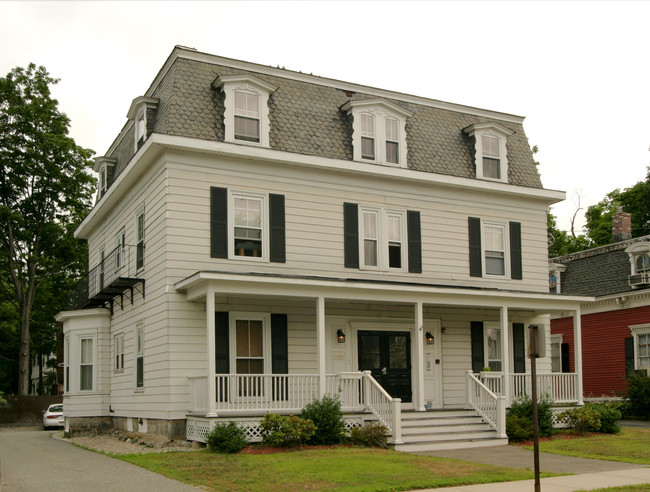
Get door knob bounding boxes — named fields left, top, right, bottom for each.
left=381, top=367, right=387, bottom=375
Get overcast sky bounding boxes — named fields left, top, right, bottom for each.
left=2, top=1, right=649, bottom=232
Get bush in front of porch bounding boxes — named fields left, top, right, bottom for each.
left=300, top=395, right=346, bottom=445
left=506, top=394, right=554, bottom=442
left=206, top=422, right=248, bottom=454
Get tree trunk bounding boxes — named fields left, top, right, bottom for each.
left=18, top=306, right=32, bottom=395
left=38, top=354, right=44, bottom=395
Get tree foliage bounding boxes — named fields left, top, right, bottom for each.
left=547, top=210, right=591, bottom=258
left=0, top=64, right=95, bottom=394
left=585, top=168, right=650, bottom=247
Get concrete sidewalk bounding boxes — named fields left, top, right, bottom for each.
left=419, top=468, right=650, bottom=491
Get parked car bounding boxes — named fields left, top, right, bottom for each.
left=42, top=404, right=63, bottom=429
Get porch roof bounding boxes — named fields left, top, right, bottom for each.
left=174, top=270, right=591, bottom=314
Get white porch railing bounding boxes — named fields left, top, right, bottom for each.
left=477, top=372, right=580, bottom=404
left=188, top=372, right=401, bottom=443
left=467, top=370, right=506, bottom=437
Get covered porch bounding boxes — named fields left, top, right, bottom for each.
left=175, top=271, right=589, bottom=445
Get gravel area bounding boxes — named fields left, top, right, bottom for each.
left=59, top=429, right=202, bottom=455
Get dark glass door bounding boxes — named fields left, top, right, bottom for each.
left=358, top=331, right=412, bottom=402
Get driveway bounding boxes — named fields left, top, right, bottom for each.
left=0, top=426, right=201, bottom=492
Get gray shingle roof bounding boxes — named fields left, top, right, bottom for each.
left=104, top=52, right=543, bottom=191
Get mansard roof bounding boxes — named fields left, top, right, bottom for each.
left=102, top=46, right=543, bottom=190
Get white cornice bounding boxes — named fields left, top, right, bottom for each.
left=76, top=133, right=565, bottom=238
left=55, top=308, right=111, bottom=323
left=145, top=46, right=526, bottom=125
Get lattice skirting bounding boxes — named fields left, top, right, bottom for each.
left=186, top=414, right=365, bottom=443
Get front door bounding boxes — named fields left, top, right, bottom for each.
left=358, top=331, right=412, bottom=402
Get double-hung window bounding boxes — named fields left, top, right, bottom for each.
left=114, top=334, right=124, bottom=373
left=214, top=75, right=277, bottom=148
left=233, top=194, right=264, bottom=258
left=482, top=135, right=501, bottom=180
left=359, top=207, right=407, bottom=271
left=80, top=338, right=94, bottom=391
left=127, top=96, right=159, bottom=152
left=234, top=91, right=261, bottom=143
left=483, top=223, right=506, bottom=276
left=136, top=111, right=146, bottom=148
left=485, top=325, right=502, bottom=372
left=342, top=99, right=411, bottom=167
left=115, top=229, right=125, bottom=273
left=64, top=338, right=70, bottom=393
left=136, top=322, right=144, bottom=388
left=628, top=324, right=650, bottom=372
left=230, top=313, right=271, bottom=398
left=360, top=114, right=375, bottom=160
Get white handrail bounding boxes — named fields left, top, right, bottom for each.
left=466, top=370, right=506, bottom=438
left=361, top=371, right=401, bottom=444
left=509, top=373, right=579, bottom=404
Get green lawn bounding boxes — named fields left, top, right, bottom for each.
left=577, top=486, right=650, bottom=492
left=118, top=447, right=554, bottom=491
left=527, top=428, right=650, bottom=465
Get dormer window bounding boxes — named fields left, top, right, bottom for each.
left=625, top=242, right=650, bottom=287
left=213, top=75, right=277, bottom=148
left=92, top=156, right=116, bottom=201
left=127, top=96, right=159, bottom=152
left=463, top=123, right=514, bottom=183
left=341, top=99, right=412, bottom=167
left=548, top=262, right=567, bottom=293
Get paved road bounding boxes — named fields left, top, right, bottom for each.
left=0, top=426, right=201, bottom=492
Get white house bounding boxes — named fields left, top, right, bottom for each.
left=56, top=46, right=589, bottom=451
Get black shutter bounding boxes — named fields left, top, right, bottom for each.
left=512, top=323, right=526, bottom=373
left=625, top=337, right=634, bottom=377
left=407, top=210, right=422, bottom=274
left=561, top=342, right=570, bottom=373
left=271, top=314, right=289, bottom=401
left=215, top=311, right=229, bottom=403
left=344, top=202, right=359, bottom=268
left=510, top=221, right=522, bottom=280
left=269, top=194, right=286, bottom=263
left=468, top=217, right=482, bottom=277
left=210, top=187, right=228, bottom=258
left=470, top=321, right=484, bottom=373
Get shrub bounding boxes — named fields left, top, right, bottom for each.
left=205, top=422, right=248, bottom=453
left=349, top=422, right=388, bottom=448
left=507, top=394, right=554, bottom=437
left=300, top=395, right=345, bottom=445
left=589, top=402, right=621, bottom=434
left=559, top=406, right=601, bottom=436
left=259, top=414, right=315, bottom=447
left=625, top=371, right=650, bottom=419
left=506, top=414, right=533, bottom=442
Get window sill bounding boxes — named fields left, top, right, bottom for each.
left=134, top=388, right=144, bottom=393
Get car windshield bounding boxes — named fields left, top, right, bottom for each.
left=49, top=405, right=63, bottom=412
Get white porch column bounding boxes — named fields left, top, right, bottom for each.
left=317, top=296, right=326, bottom=397
left=414, top=301, right=425, bottom=411
left=500, top=306, right=510, bottom=404
left=206, top=287, right=217, bottom=417
left=573, top=308, right=584, bottom=405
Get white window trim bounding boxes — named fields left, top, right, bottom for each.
left=548, top=262, right=567, bottom=293
left=78, top=336, right=96, bottom=393
left=358, top=206, right=408, bottom=272
left=342, top=99, right=412, bottom=168
left=629, top=324, right=650, bottom=371
left=229, top=312, right=272, bottom=375
left=114, top=333, right=124, bottom=373
left=481, top=220, right=510, bottom=278
left=484, top=322, right=502, bottom=372
left=115, top=228, right=126, bottom=272
left=214, top=75, right=277, bottom=148
left=626, top=242, right=650, bottom=275
left=135, top=321, right=144, bottom=390
left=92, top=157, right=116, bottom=202
left=550, top=334, right=563, bottom=373
left=64, top=337, right=70, bottom=394
left=463, top=123, right=514, bottom=183
left=228, top=190, right=270, bottom=262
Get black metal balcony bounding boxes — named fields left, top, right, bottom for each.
left=69, top=244, right=144, bottom=314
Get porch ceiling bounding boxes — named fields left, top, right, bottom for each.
left=174, top=270, right=591, bottom=315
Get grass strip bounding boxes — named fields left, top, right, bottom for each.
left=577, top=485, right=650, bottom=492
left=119, top=447, right=556, bottom=491
left=527, top=428, right=650, bottom=465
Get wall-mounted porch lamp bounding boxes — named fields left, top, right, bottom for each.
left=337, top=329, right=346, bottom=344
left=425, top=331, right=434, bottom=345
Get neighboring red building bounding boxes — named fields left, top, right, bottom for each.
left=550, top=209, right=650, bottom=398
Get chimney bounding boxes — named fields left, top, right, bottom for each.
left=612, top=206, right=632, bottom=243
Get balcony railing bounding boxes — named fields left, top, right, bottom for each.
left=68, top=244, right=144, bottom=312
left=477, top=372, right=580, bottom=405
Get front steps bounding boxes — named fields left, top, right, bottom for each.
left=391, top=409, right=508, bottom=452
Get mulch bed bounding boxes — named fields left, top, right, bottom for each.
left=238, top=443, right=360, bottom=454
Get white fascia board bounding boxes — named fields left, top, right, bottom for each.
left=55, top=308, right=111, bottom=323
left=157, top=134, right=564, bottom=201
left=148, top=47, right=526, bottom=125
left=77, top=133, right=564, bottom=237
left=175, top=271, right=591, bottom=312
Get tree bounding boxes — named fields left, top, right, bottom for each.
left=585, top=168, right=650, bottom=247
left=547, top=209, right=591, bottom=257
left=0, top=64, right=95, bottom=395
